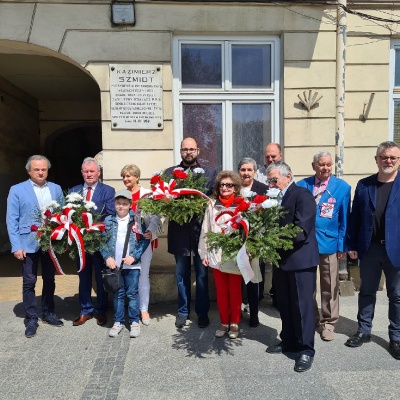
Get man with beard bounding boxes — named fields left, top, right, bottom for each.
left=238, top=157, right=268, bottom=327
left=165, top=137, right=217, bottom=328
left=345, top=141, right=400, bottom=361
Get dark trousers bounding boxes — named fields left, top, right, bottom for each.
left=78, top=251, right=108, bottom=315
left=246, top=261, right=266, bottom=319
left=358, top=242, right=400, bottom=341
left=22, top=251, right=55, bottom=321
left=274, top=265, right=317, bottom=357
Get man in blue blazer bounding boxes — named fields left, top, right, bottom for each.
left=6, top=155, right=64, bottom=338
left=265, top=161, right=319, bottom=372
left=297, top=151, right=351, bottom=341
left=69, top=157, right=115, bottom=326
left=346, top=141, right=400, bottom=360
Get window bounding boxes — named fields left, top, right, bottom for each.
left=173, top=37, right=280, bottom=171
left=390, top=41, right=400, bottom=144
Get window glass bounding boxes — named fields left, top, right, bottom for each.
left=232, top=45, right=271, bottom=88
left=181, top=44, right=222, bottom=88
left=396, top=49, right=400, bottom=87
left=232, top=103, right=271, bottom=168
left=182, top=103, right=223, bottom=171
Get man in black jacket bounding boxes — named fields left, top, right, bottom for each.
left=165, top=137, right=217, bottom=328
left=238, top=157, right=268, bottom=327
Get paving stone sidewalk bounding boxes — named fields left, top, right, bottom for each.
left=0, top=292, right=399, bottom=400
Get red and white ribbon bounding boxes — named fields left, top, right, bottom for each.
left=81, top=212, right=105, bottom=234
left=152, top=179, right=210, bottom=201
left=49, top=208, right=86, bottom=274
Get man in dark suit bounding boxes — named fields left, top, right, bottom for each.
left=345, top=141, right=400, bottom=360
left=165, top=137, right=217, bottom=329
left=238, top=157, right=268, bottom=327
left=265, top=161, right=319, bottom=372
left=69, top=157, right=115, bottom=326
left=7, top=155, right=64, bottom=338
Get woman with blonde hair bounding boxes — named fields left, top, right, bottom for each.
left=121, top=164, right=160, bottom=325
left=198, top=170, right=243, bottom=339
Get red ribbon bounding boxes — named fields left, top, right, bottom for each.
left=151, top=179, right=210, bottom=201
left=49, top=208, right=86, bottom=275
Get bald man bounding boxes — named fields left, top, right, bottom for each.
left=254, top=143, right=283, bottom=185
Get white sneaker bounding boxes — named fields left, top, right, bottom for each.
left=130, top=322, right=140, bottom=338
left=109, top=322, right=123, bottom=337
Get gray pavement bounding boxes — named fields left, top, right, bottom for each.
left=0, top=291, right=399, bottom=400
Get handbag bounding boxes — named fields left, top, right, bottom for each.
left=102, top=219, right=134, bottom=293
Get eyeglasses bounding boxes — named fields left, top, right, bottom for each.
left=219, top=183, right=235, bottom=188
left=180, top=148, right=198, bottom=153
left=267, top=177, right=278, bottom=185
left=379, top=156, right=400, bottom=162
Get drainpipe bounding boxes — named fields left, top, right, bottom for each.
left=336, top=0, right=348, bottom=281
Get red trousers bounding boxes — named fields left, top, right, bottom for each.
left=212, top=268, right=242, bottom=324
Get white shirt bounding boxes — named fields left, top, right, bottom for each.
left=31, top=180, right=52, bottom=210
left=115, top=216, right=140, bottom=270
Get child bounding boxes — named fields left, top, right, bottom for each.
left=100, top=189, right=150, bottom=338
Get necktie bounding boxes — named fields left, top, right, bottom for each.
left=314, top=182, right=324, bottom=204
left=86, top=187, right=92, bottom=201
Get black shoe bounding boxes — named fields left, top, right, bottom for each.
left=175, top=315, right=187, bottom=328
left=266, top=342, right=297, bottom=354
left=25, top=320, right=39, bottom=338
left=294, top=354, right=313, bottom=372
left=345, top=331, right=371, bottom=347
left=389, top=340, right=400, bottom=360
left=249, top=316, right=260, bottom=328
left=42, top=312, right=64, bottom=327
left=198, top=315, right=210, bottom=328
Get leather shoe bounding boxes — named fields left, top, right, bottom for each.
left=73, top=314, right=93, bottom=326
left=345, top=331, right=371, bottom=347
left=266, top=342, right=297, bottom=354
left=249, top=316, right=260, bottom=328
left=198, top=315, right=210, bottom=328
left=294, top=354, right=313, bottom=372
left=389, top=340, right=400, bottom=360
left=96, top=314, right=107, bottom=326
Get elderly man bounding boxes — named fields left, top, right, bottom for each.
left=6, top=155, right=64, bottom=337
left=265, top=161, right=319, bottom=372
left=254, top=143, right=283, bottom=185
left=345, top=141, right=400, bottom=360
left=165, top=137, right=217, bottom=329
left=238, top=157, right=268, bottom=327
left=70, top=157, right=115, bottom=326
left=297, top=151, right=351, bottom=341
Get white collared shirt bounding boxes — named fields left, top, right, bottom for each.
left=31, top=180, right=52, bottom=210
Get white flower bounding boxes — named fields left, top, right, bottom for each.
left=244, top=191, right=257, bottom=198
left=152, top=170, right=162, bottom=176
left=261, top=198, right=278, bottom=209
left=66, top=192, right=83, bottom=202
left=84, top=201, right=97, bottom=210
left=46, top=200, right=60, bottom=209
left=193, top=167, right=205, bottom=174
left=173, top=167, right=184, bottom=171
left=63, top=203, right=78, bottom=209
left=267, top=188, right=281, bottom=198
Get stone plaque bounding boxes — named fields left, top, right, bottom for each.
left=109, top=64, right=163, bottom=130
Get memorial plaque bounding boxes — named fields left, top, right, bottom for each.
left=109, top=64, right=163, bottom=130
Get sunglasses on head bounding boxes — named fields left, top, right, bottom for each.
left=219, top=183, right=234, bottom=188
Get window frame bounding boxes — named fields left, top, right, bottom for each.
left=389, top=40, right=400, bottom=141
left=172, top=35, right=280, bottom=169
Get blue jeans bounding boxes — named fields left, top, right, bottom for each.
left=174, top=253, right=209, bottom=317
left=358, top=243, right=400, bottom=341
left=113, top=269, right=140, bottom=324
left=78, top=251, right=108, bottom=315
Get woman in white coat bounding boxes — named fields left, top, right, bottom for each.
left=198, top=171, right=243, bottom=339
left=121, top=164, right=160, bottom=325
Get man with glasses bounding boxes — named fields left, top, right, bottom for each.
left=265, top=161, right=319, bottom=372
left=165, top=137, right=217, bottom=329
left=345, top=141, right=400, bottom=360
left=255, top=143, right=283, bottom=185
left=297, top=151, right=351, bottom=341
